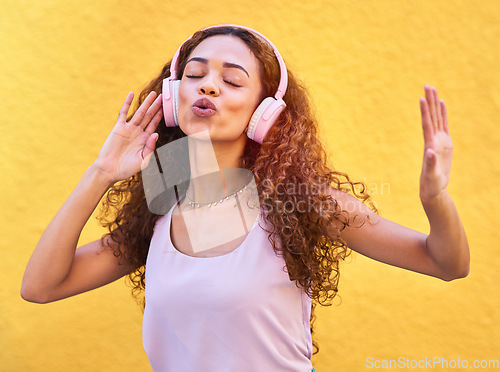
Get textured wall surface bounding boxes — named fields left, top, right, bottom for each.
left=2, top=1, right=499, bottom=371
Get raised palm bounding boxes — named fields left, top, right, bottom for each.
left=94, top=91, right=163, bottom=183
left=419, top=85, right=453, bottom=202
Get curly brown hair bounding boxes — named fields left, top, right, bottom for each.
left=98, top=25, right=376, bottom=356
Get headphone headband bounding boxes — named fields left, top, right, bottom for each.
left=168, top=24, right=288, bottom=100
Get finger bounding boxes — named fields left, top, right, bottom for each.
left=130, top=91, right=157, bottom=126
left=420, top=97, right=434, bottom=143
left=424, top=85, right=437, bottom=131
left=140, top=133, right=160, bottom=169
left=118, top=92, right=134, bottom=123
left=424, top=148, right=437, bottom=171
left=440, top=100, right=449, bottom=134
left=140, top=93, right=163, bottom=129
left=433, top=87, right=444, bottom=131
left=145, top=104, right=164, bottom=135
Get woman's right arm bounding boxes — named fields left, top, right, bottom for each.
left=21, top=91, right=163, bottom=303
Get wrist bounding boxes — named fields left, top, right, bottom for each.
left=87, top=162, right=117, bottom=189
left=420, top=188, right=449, bottom=207
left=420, top=189, right=454, bottom=227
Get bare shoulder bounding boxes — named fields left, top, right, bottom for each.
left=327, top=186, right=377, bottom=216
left=323, top=186, right=381, bottom=233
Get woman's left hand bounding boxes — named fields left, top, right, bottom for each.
left=419, top=85, right=453, bottom=203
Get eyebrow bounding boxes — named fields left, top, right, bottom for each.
left=186, top=57, right=250, bottom=77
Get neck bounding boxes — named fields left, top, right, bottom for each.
left=185, top=131, right=249, bottom=204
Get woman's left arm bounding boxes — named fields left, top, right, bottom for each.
left=417, top=85, right=470, bottom=280
left=331, top=85, right=469, bottom=281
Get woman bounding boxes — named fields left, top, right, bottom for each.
left=21, top=25, right=469, bottom=371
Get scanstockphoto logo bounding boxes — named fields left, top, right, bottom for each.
left=141, top=131, right=391, bottom=217
left=365, top=356, right=500, bottom=369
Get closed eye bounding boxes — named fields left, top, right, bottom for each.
left=224, top=80, right=242, bottom=88
left=186, top=75, right=242, bottom=88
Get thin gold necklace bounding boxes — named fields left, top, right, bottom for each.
left=185, top=182, right=250, bottom=209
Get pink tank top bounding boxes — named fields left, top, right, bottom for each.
left=142, top=203, right=314, bottom=371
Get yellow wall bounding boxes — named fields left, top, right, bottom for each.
left=2, top=1, right=498, bottom=370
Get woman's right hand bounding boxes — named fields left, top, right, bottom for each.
left=93, top=91, right=163, bottom=184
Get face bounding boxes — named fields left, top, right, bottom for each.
left=177, top=35, right=263, bottom=143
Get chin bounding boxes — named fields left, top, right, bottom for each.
left=179, top=120, right=211, bottom=137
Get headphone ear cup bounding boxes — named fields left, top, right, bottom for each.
left=247, top=97, right=286, bottom=144
left=247, top=98, right=273, bottom=142
left=162, top=79, right=181, bottom=127
left=172, top=80, right=180, bottom=126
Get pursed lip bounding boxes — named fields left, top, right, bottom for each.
left=192, top=98, right=217, bottom=111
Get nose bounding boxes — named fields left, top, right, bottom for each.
left=198, top=76, right=219, bottom=96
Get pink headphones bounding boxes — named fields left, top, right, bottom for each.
left=162, top=24, right=288, bottom=144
